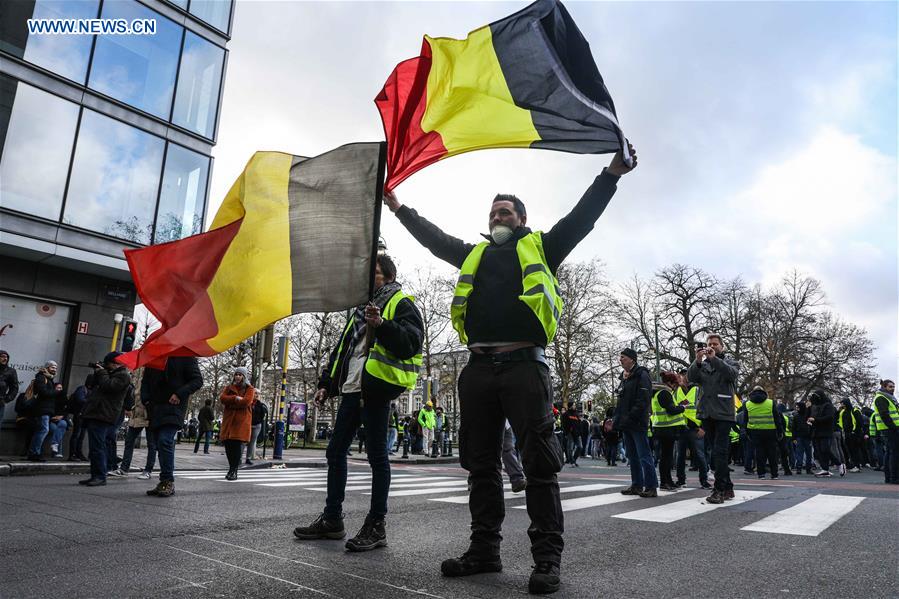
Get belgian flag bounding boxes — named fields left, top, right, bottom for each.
left=376, top=0, right=629, bottom=191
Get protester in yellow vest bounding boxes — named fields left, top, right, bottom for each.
left=873, top=379, right=899, bottom=484
left=652, top=371, right=687, bottom=493
left=738, top=386, right=784, bottom=479
left=294, top=255, right=424, bottom=551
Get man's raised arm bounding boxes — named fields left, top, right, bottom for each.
left=384, top=191, right=475, bottom=269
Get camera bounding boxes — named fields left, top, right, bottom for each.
left=694, top=342, right=706, bottom=350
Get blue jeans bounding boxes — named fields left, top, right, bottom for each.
left=194, top=430, right=212, bottom=453
left=566, top=433, right=583, bottom=464
left=49, top=418, right=69, bottom=451
left=324, top=392, right=391, bottom=520
left=69, top=415, right=87, bottom=457
left=622, top=430, right=657, bottom=489
left=676, top=428, right=708, bottom=484
left=152, top=425, right=180, bottom=482
left=29, top=415, right=50, bottom=456
left=86, top=420, right=113, bottom=481
left=120, top=427, right=144, bottom=471
left=387, top=427, right=398, bottom=453
left=794, top=437, right=813, bottom=470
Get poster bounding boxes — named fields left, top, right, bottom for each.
left=287, top=401, right=306, bottom=432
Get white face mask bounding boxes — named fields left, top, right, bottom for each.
left=490, top=224, right=514, bottom=245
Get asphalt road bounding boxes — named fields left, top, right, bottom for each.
left=1, top=459, right=896, bottom=599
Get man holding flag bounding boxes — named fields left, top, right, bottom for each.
left=383, top=141, right=636, bottom=593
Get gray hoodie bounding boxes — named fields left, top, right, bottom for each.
left=688, top=353, right=741, bottom=422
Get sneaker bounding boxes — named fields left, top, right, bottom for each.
left=839, top=464, right=846, bottom=477
left=706, top=491, right=724, bottom=504
left=723, top=489, right=735, bottom=501
left=639, top=487, right=658, bottom=498
left=85, top=478, right=106, bottom=487
left=156, top=481, right=175, bottom=497
left=659, top=483, right=677, bottom=491
left=849, top=466, right=860, bottom=473
left=245, top=459, right=254, bottom=466
left=440, top=552, right=502, bottom=577
left=345, top=516, right=387, bottom=552
left=758, top=474, right=766, bottom=479
left=674, top=480, right=686, bottom=487
left=700, top=481, right=712, bottom=489
left=107, top=470, right=123, bottom=477
left=814, top=469, right=832, bottom=477
left=743, top=470, right=754, bottom=476
left=619, top=486, right=641, bottom=495
left=528, top=561, right=560, bottom=594
left=511, top=479, right=527, bottom=493
left=293, top=514, right=346, bottom=540
left=78, top=478, right=95, bottom=485
left=138, top=471, right=151, bottom=480
left=113, top=468, right=127, bottom=477
left=770, top=475, right=779, bottom=480
left=50, top=443, right=59, bottom=454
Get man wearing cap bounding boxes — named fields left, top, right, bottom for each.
left=614, top=349, right=656, bottom=496
left=78, top=353, right=131, bottom=486
left=384, top=143, right=638, bottom=594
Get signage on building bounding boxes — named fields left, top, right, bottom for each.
left=77, top=321, right=89, bottom=334
left=102, top=284, right=133, bottom=303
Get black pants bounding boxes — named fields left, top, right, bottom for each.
left=813, top=436, right=833, bottom=470
left=224, top=439, right=242, bottom=470
left=702, top=419, right=734, bottom=492
left=778, top=437, right=793, bottom=473
left=458, top=357, right=564, bottom=565
left=69, top=414, right=87, bottom=457
left=749, top=430, right=779, bottom=476
left=883, top=429, right=899, bottom=484
left=654, top=427, right=681, bottom=486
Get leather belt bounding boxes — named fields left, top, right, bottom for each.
left=469, top=346, right=546, bottom=365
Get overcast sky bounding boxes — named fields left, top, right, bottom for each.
left=207, top=0, right=897, bottom=374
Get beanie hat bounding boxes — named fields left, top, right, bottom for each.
left=234, top=367, right=250, bottom=379
left=103, top=352, right=122, bottom=365
left=426, top=400, right=433, bottom=408
left=620, top=348, right=638, bottom=362
left=0, top=350, right=9, bottom=359
left=45, top=360, right=58, bottom=369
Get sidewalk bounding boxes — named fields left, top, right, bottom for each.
left=0, top=442, right=457, bottom=476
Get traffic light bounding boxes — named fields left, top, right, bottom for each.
left=121, top=319, right=138, bottom=352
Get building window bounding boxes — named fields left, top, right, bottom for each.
left=0, top=0, right=99, bottom=84
left=64, top=109, right=164, bottom=244
left=168, top=0, right=189, bottom=9
left=172, top=31, right=224, bottom=139
left=87, top=0, right=181, bottom=119
left=0, top=77, right=79, bottom=221
left=154, top=143, right=209, bottom=243
left=189, top=0, right=232, bottom=34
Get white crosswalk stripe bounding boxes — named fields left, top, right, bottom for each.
left=612, top=490, right=771, bottom=522
left=740, top=494, right=865, bottom=537
left=430, top=482, right=621, bottom=504
left=516, top=485, right=694, bottom=513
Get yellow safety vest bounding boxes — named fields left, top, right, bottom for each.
left=782, top=413, right=792, bottom=438
left=874, top=392, right=899, bottom=431
left=837, top=408, right=857, bottom=432
left=746, top=398, right=776, bottom=430
left=451, top=232, right=563, bottom=345
left=675, top=386, right=701, bottom=426
left=651, top=389, right=685, bottom=428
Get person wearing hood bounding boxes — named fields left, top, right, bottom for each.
left=688, top=334, right=741, bottom=504
left=614, top=348, right=657, bottom=497
left=78, top=353, right=131, bottom=486
left=807, top=389, right=837, bottom=477
left=652, top=371, right=687, bottom=493
left=738, top=387, right=783, bottom=479
left=872, top=379, right=899, bottom=484
left=219, top=367, right=256, bottom=480
left=837, top=399, right=864, bottom=473
left=775, top=402, right=794, bottom=476
left=382, top=145, right=638, bottom=594
left=294, top=254, right=424, bottom=552
left=793, top=398, right=814, bottom=474
left=28, top=360, right=67, bottom=462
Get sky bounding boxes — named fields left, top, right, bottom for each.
left=206, top=0, right=898, bottom=374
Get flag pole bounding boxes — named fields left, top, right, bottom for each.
left=367, top=141, right=388, bottom=302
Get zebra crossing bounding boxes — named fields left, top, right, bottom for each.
left=175, top=468, right=865, bottom=537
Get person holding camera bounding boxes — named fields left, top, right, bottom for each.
left=687, top=334, right=740, bottom=504
left=78, top=353, right=131, bottom=486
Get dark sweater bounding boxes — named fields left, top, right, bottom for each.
left=395, top=170, right=619, bottom=346
left=613, top=365, right=652, bottom=432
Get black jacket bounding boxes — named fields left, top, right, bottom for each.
left=809, top=392, right=836, bottom=439
left=0, top=364, right=19, bottom=405
left=140, top=357, right=203, bottom=429
left=319, top=293, right=424, bottom=402
left=687, top=353, right=740, bottom=422
left=873, top=391, right=898, bottom=431
left=613, top=365, right=652, bottom=432
left=395, top=170, right=619, bottom=346
left=198, top=405, right=215, bottom=432
left=81, top=366, right=131, bottom=424
left=251, top=400, right=268, bottom=426
left=33, top=370, right=66, bottom=416
left=793, top=403, right=812, bottom=438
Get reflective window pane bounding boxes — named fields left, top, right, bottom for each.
left=168, top=0, right=188, bottom=9
left=88, top=0, right=181, bottom=118
left=64, top=110, right=164, bottom=244
left=0, top=0, right=99, bottom=83
left=0, top=77, right=79, bottom=220
left=172, top=31, right=223, bottom=139
left=154, top=143, right=209, bottom=243
left=189, top=0, right=232, bottom=33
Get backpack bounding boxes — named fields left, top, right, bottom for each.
left=603, top=418, right=614, bottom=434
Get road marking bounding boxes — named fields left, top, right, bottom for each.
left=264, top=477, right=461, bottom=489
left=740, top=494, right=865, bottom=536
left=178, top=471, right=330, bottom=479
left=431, top=483, right=622, bottom=504
left=383, top=486, right=471, bottom=497
left=190, top=535, right=445, bottom=598
left=517, top=486, right=693, bottom=512
left=225, top=474, right=424, bottom=484
left=167, top=545, right=335, bottom=597
left=613, top=490, right=771, bottom=522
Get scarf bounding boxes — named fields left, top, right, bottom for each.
left=346, top=281, right=403, bottom=356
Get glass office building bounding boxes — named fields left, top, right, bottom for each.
left=0, top=0, right=233, bottom=451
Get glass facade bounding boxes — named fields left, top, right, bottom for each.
left=0, top=0, right=232, bottom=247
left=0, top=77, right=80, bottom=220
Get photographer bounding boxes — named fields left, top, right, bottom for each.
left=78, top=353, right=131, bottom=486
left=687, top=334, right=740, bottom=504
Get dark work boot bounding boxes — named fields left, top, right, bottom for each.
left=293, top=514, right=346, bottom=540
left=441, top=552, right=502, bottom=577
left=529, top=562, right=561, bottom=594
left=345, top=516, right=387, bottom=552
